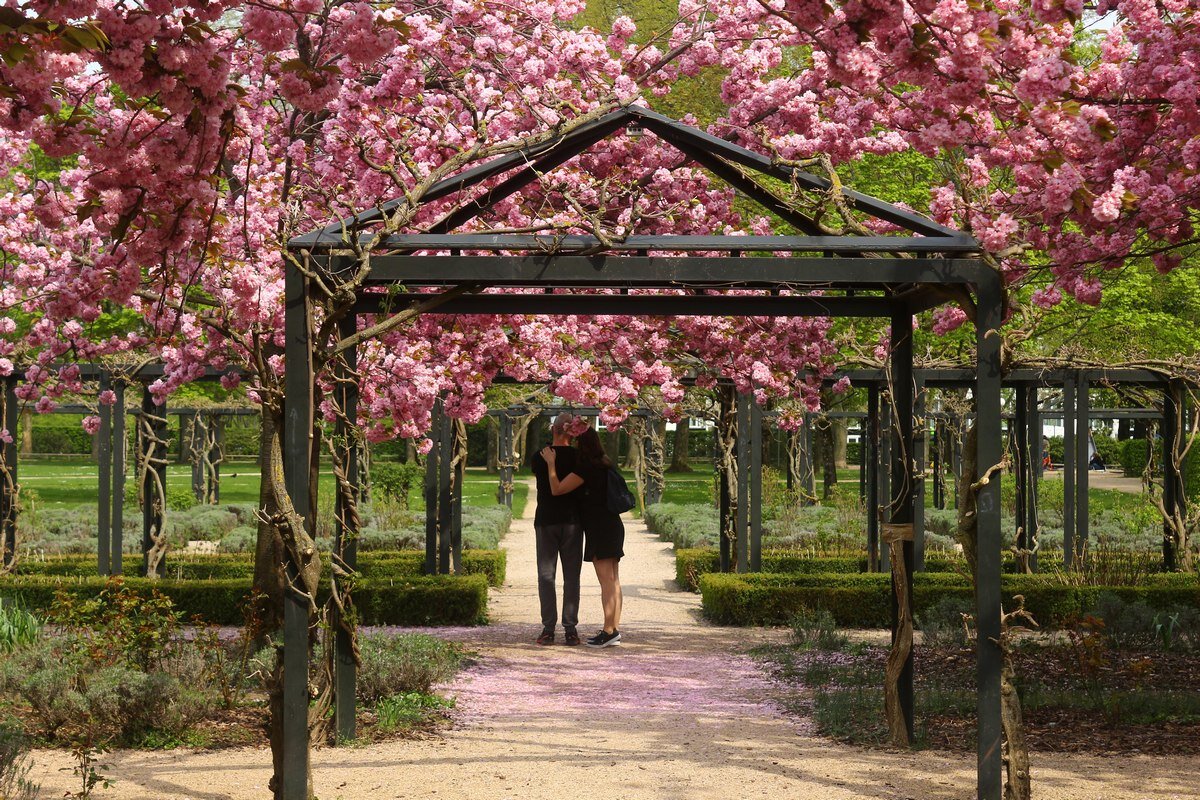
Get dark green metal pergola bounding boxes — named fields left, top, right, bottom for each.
left=284, top=105, right=1005, bottom=800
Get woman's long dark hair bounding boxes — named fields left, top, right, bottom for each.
left=577, top=428, right=612, bottom=469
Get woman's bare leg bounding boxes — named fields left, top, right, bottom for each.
left=594, top=559, right=618, bottom=632
left=611, top=559, right=622, bottom=631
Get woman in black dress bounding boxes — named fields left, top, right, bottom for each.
left=541, top=428, right=625, bottom=647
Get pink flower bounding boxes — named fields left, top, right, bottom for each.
left=82, top=415, right=102, bottom=435
left=34, top=396, right=55, bottom=414
left=99, top=390, right=116, bottom=406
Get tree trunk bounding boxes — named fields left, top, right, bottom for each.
left=19, top=407, right=32, bottom=456
left=603, top=427, right=621, bottom=464
left=833, top=419, right=848, bottom=468
left=820, top=417, right=837, bottom=499
left=668, top=418, right=692, bottom=472
left=486, top=417, right=499, bottom=473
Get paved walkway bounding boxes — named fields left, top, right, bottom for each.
left=31, top=480, right=1199, bottom=799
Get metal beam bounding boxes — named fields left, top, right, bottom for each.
left=364, top=232, right=978, bottom=254
left=627, top=106, right=967, bottom=238
left=355, top=255, right=989, bottom=288
left=354, top=292, right=899, bottom=318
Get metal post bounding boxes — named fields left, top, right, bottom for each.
left=140, top=386, right=167, bottom=578
left=951, top=417, right=963, bottom=510
left=281, top=262, right=313, bottom=799
left=111, top=381, right=126, bottom=574
left=735, top=392, right=751, bottom=573
left=438, top=406, right=453, bottom=574
left=859, top=413, right=868, bottom=502
left=1014, top=385, right=1029, bottom=562
left=333, top=316, right=358, bottom=743
left=211, top=416, right=224, bottom=504
left=189, top=413, right=204, bottom=502
left=931, top=419, right=944, bottom=510
left=880, top=394, right=892, bottom=573
left=424, top=400, right=441, bottom=575
left=866, top=384, right=881, bottom=572
left=975, top=273, right=1005, bottom=800
left=451, top=421, right=464, bottom=574
left=1075, top=376, right=1090, bottom=564
left=1026, top=386, right=1040, bottom=572
left=97, top=372, right=112, bottom=576
left=1, top=377, right=17, bottom=569
left=498, top=412, right=514, bottom=509
left=913, top=377, right=926, bottom=572
left=718, top=394, right=731, bottom=573
left=1062, top=374, right=1076, bottom=569
left=889, top=309, right=915, bottom=743
left=1163, top=381, right=1180, bottom=571
left=749, top=398, right=763, bottom=572
left=800, top=413, right=815, bottom=505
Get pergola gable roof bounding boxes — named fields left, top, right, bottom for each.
left=288, top=105, right=977, bottom=253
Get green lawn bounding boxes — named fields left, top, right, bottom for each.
left=18, top=459, right=528, bottom=518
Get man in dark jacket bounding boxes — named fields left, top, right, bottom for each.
left=529, top=413, right=584, bottom=645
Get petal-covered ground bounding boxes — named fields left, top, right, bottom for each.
left=31, top=480, right=1200, bottom=799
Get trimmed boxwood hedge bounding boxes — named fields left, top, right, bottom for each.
left=699, top=571, right=1200, bottom=627
left=0, top=573, right=490, bottom=626
left=675, top=548, right=1007, bottom=591
left=13, top=549, right=506, bottom=587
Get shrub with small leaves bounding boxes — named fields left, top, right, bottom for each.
left=0, top=719, right=39, bottom=800
left=356, top=633, right=465, bottom=705
left=917, top=596, right=975, bottom=649
left=789, top=607, right=847, bottom=651
left=49, top=577, right=181, bottom=671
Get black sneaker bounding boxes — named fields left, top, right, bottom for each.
left=586, top=629, right=621, bottom=648
left=536, top=629, right=555, bottom=646
left=564, top=628, right=581, bottom=646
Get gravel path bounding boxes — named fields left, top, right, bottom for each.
left=30, top=480, right=1199, bottom=799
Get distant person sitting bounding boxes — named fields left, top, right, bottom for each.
left=529, top=413, right=585, bottom=646
left=1088, top=432, right=1105, bottom=471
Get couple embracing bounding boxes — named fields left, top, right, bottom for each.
left=530, top=413, right=625, bottom=648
